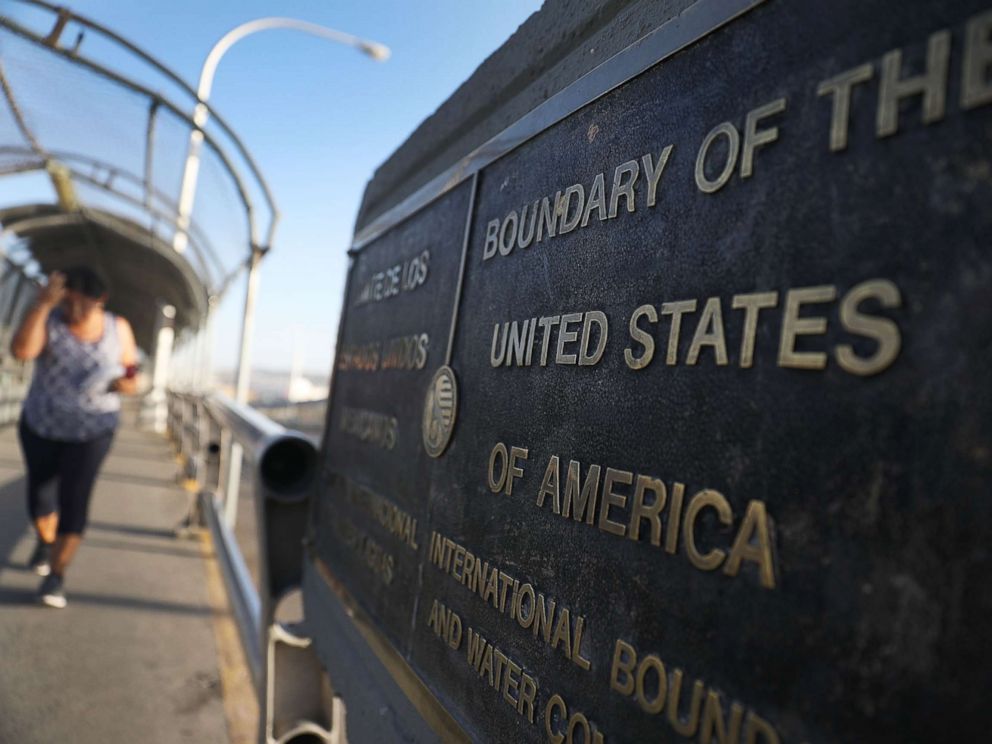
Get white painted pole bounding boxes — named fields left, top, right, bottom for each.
left=141, top=303, right=176, bottom=433
left=224, top=249, right=262, bottom=527
left=175, top=18, right=389, bottom=527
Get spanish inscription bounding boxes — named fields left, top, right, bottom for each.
left=355, top=249, right=431, bottom=306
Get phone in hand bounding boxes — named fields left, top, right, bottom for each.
left=106, top=364, right=140, bottom=392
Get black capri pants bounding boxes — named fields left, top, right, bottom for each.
left=18, top=418, right=114, bottom=535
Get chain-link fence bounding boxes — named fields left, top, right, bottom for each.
left=0, top=0, right=277, bottom=309
left=0, top=254, right=38, bottom=427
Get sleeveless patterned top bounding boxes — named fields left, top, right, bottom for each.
left=22, top=309, right=123, bottom=442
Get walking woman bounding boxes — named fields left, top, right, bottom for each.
left=11, top=267, right=138, bottom=608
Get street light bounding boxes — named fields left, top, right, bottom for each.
left=171, top=17, right=389, bottom=527
left=174, top=16, right=388, bottom=402
left=173, top=17, right=389, bottom=259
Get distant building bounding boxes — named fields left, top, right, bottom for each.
left=288, top=375, right=329, bottom=403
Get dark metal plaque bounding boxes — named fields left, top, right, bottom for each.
left=313, top=177, right=472, bottom=650
left=309, top=2, right=992, bottom=742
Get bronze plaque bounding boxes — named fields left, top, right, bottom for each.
left=308, top=1, right=992, bottom=741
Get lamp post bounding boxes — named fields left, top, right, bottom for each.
left=172, top=17, right=389, bottom=527
left=173, top=17, right=389, bottom=258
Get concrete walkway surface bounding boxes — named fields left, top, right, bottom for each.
left=0, top=411, right=252, bottom=743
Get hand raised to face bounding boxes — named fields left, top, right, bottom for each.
left=38, top=271, right=67, bottom=308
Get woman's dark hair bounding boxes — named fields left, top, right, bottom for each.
left=63, top=265, right=109, bottom=300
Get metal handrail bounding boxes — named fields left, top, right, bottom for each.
left=168, top=390, right=319, bottom=698
left=205, top=392, right=286, bottom=452
left=205, top=393, right=318, bottom=500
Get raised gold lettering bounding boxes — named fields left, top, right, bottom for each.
left=732, top=291, right=779, bottom=368
left=571, top=616, right=592, bottom=671
left=563, top=461, right=601, bottom=524
left=519, top=673, right=537, bottom=723
left=963, top=10, right=992, bottom=109
left=817, top=63, right=874, bottom=151
left=611, top=638, right=781, bottom=741
left=539, top=315, right=561, bottom=366
left=700, top=690, right=745, bottom=744
left=687, top=296, right=729, bottom=366
left=483, top=219, right=499, bottom=260
left=516, top=583, right=536, bottom=629
left=537, top=455, right=562, bottom=513
left=488, top=443, right=508, bottom=493
left=533, top=594, right=557, bottom=644
left=498, top=210, right=518, bottom=256
left=669, top=669, right=705, bottom=737
left=609, top=159, right=639, bottom=218
left=625, top=303, right=658, bottom=370
left=629, top=475, right=666, bottom=546
left=745, top=711, right=782, bottom=744
left=490, top=322, right=508, bottom=367
left=661, top=300, right=697, bottom=365
left=537, top=192, right=561, bottom=243
left=559, top=184, right=585, bottom=234
left=636, top=654, right=668, bottom=715
left=581, top=172, right=607, bottom=227
left=546, top=694, right=567, bottom=743
left=338, top=407, right=397, bottom=450
left=599, top=467, right=632, bottom=536
left=506, top=446, right=528, bottom=496
left=641, top=146, right=674, bottom=207
left=610, top=639, right=636, bottom=695
left=502, top=659, right=521, bottom=708
left=740, top=97, right=787, bottom=178
left=556, top=313, right=583, bottom=365
left=579, top=311, right=608, bottom=366
left=725, top=500, right=776, bottom=589
left=835, top=278, right=902, bottom=376
left=877, top=29, right=951, bottom=137
left=517, top=201, right=537, bottom=249
left=550, top=607, right=573, bottom=658
left=695, top=122, right=740, bottom=193
left=683, top=489, right=732, bottom=572
left=777, top=285, right=837, bottom=370
left=505, top=320, right=529, bottom=366
left=665, top=481, right=685, bottom=554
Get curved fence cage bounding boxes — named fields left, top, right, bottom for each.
left=0, top=0, right=278, bottom=323
left=0, top=255, right=37, bottom=427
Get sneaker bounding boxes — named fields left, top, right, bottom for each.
left=38, top=573, right=67, bottom=609
left=28, top=541, right=52, bottom=576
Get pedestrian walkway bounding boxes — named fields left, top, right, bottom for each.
left=0, top=411, right=253, bottom=743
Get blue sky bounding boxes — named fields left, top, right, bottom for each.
left=4, top=0, right=542, bottom=377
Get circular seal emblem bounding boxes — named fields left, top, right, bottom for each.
left=422, top=365, right=458, bottom=458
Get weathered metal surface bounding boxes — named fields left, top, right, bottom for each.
left=308, top=1, right=992, bottom=741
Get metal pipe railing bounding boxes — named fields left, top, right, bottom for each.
left=204, top=393, right=318, bottom=501
left=166, top=390, right=319, bottom=707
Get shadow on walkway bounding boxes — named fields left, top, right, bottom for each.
left=83, top=535, right=204, bottom=560
left=0, top=582, right=211, bottom=615
left=87, top=519, right=177, bottom=539
left=0, top=422, right=232, bottom=743
left=0, top=475, right=28, bottom=569
left=0, top=455, right=177, bottom=488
